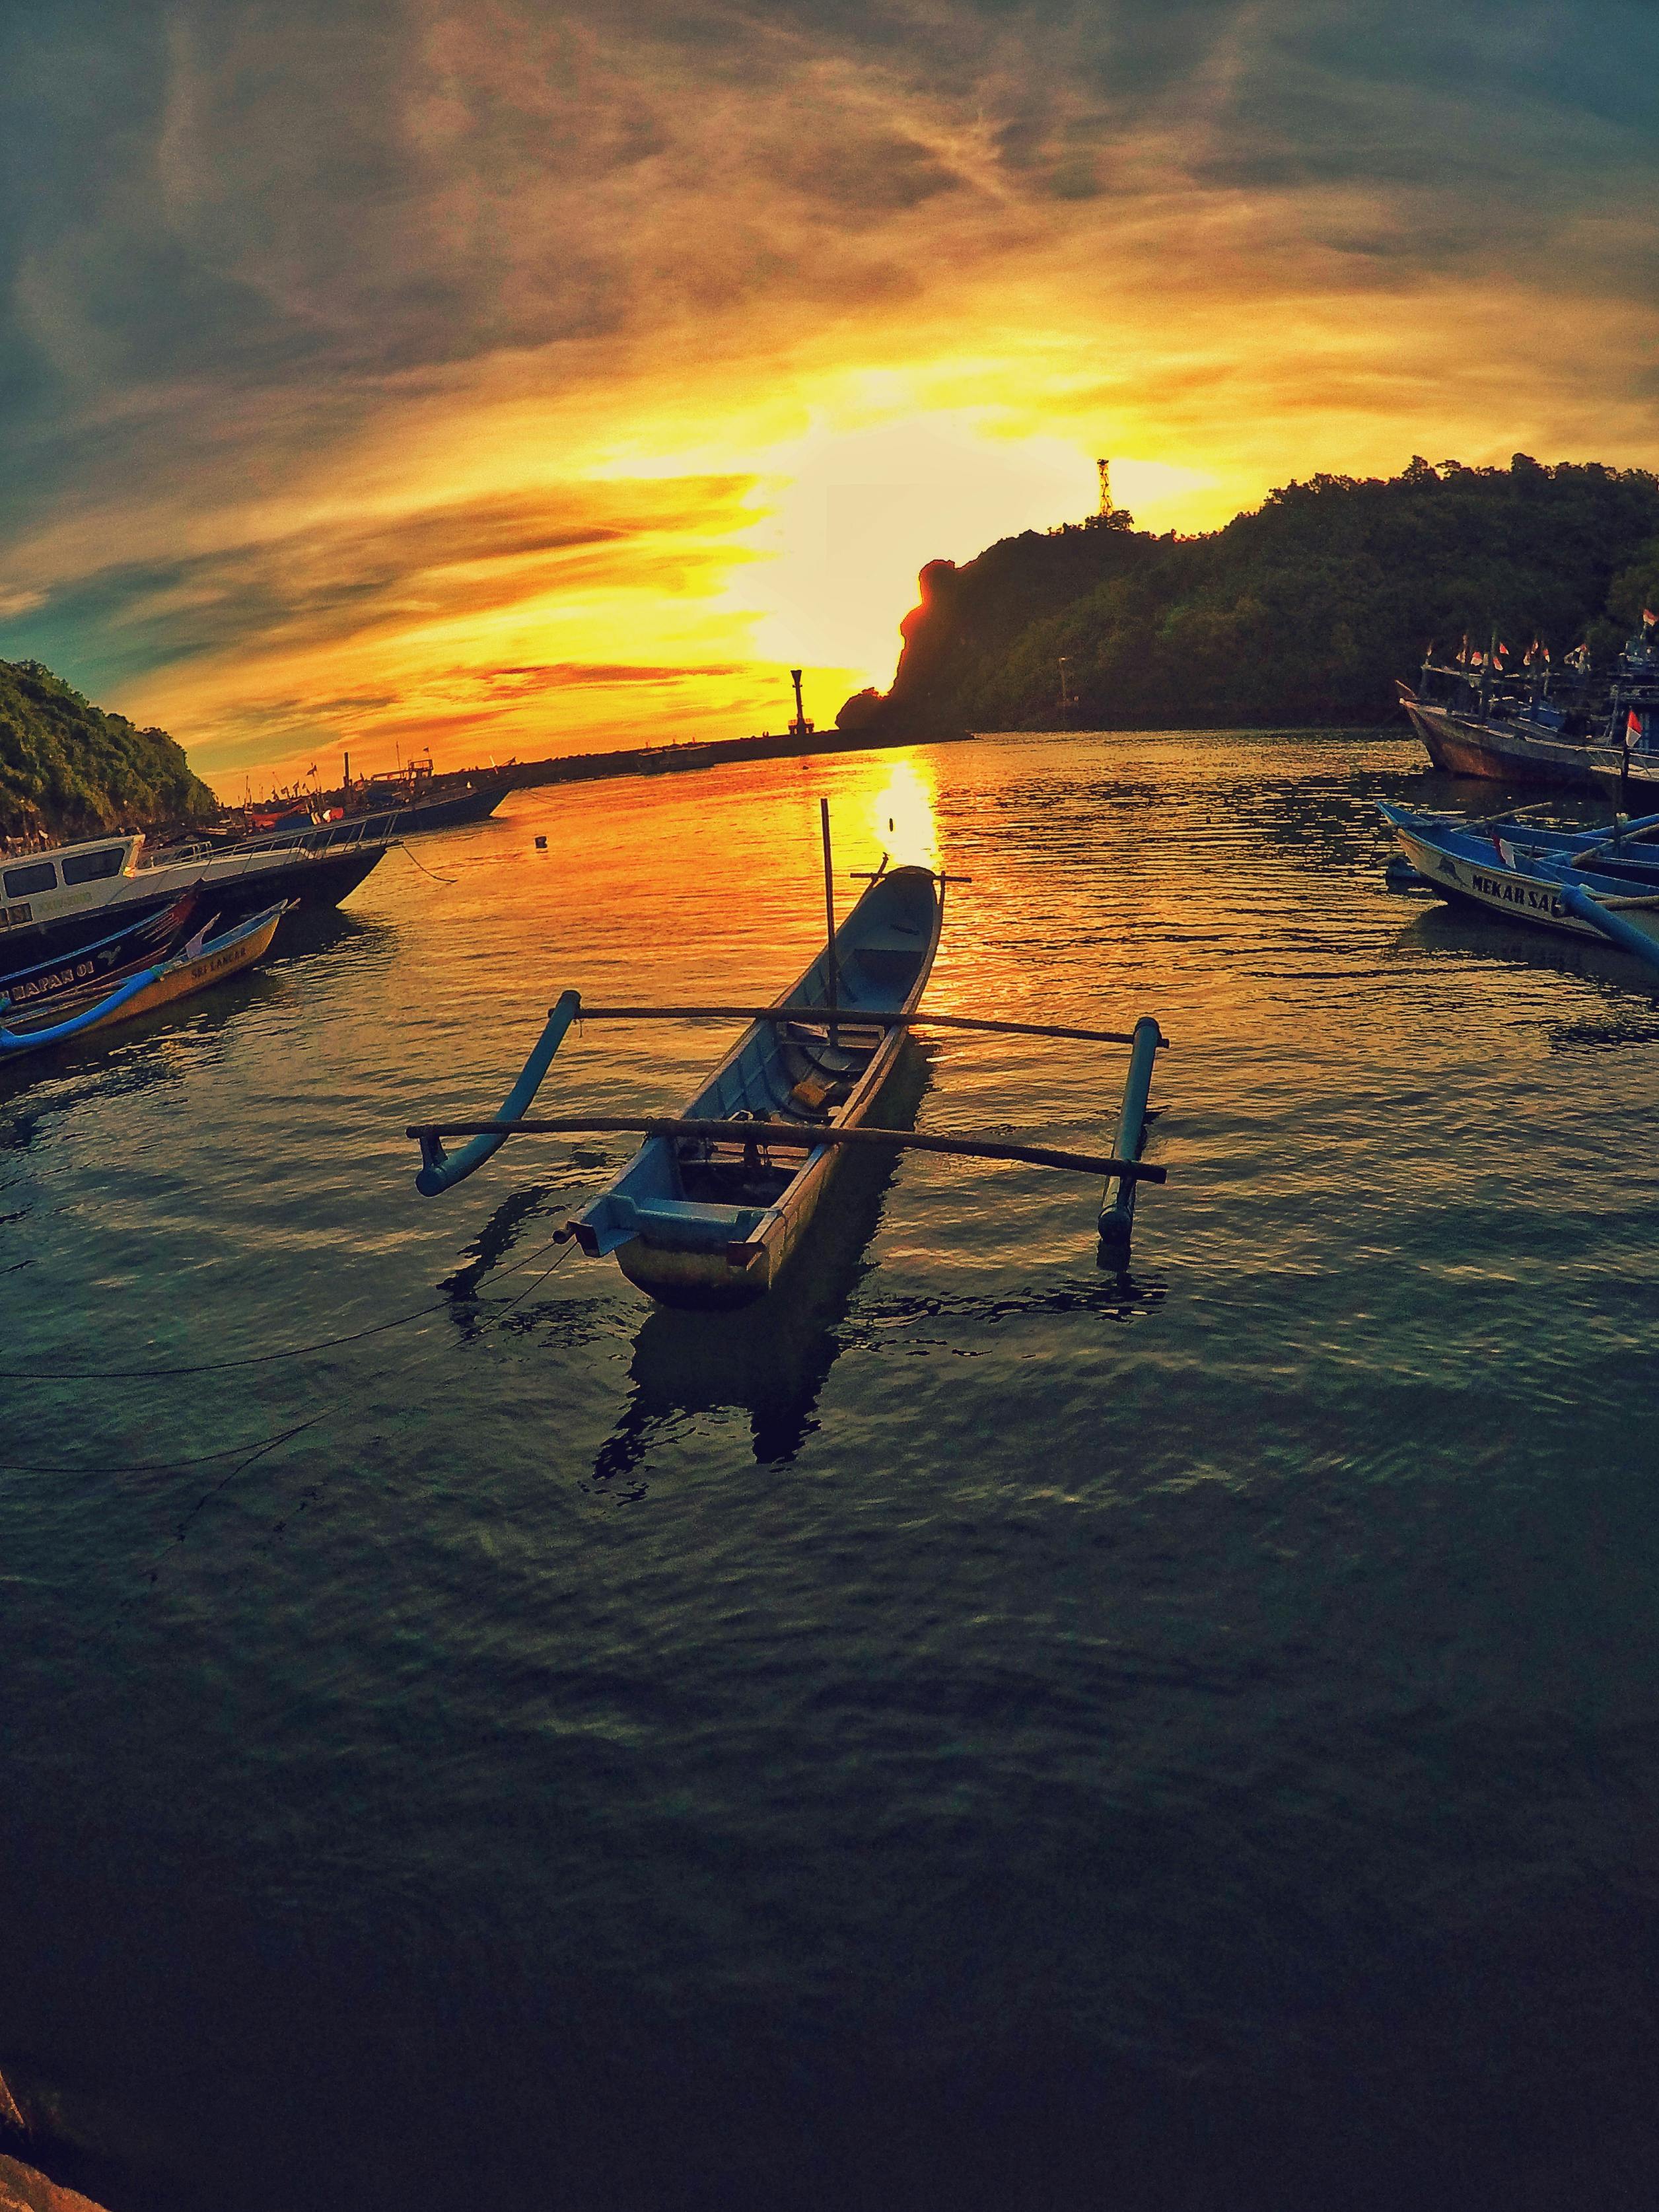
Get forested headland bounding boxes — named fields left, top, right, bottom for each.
left=839, top=456, right=1659, bottom=737
left=0, top=659, right=217, bottom=839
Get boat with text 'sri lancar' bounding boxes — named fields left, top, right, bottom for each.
left=408, top=814, right=1172, bottom=1304
left=0, top=900, right=288, bottom=1059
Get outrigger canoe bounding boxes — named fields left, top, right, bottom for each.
left=0, top=901, right=288, bottom=1057
left=562, top=864, right=942, bottom=1306
left=409, top=832, right=1170, bottom=1299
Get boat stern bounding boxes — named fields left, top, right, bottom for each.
left=563, top=1186, right=784, bottom=1306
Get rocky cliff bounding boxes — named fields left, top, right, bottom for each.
left=843, top=457, right=1659, bottom=736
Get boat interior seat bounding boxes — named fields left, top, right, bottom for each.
left=851, top=942, right=926, bottom=985
left=604, top=1192, right=768, bottom=1249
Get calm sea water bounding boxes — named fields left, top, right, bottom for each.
left=5, top=731, right=1659, bottom=2211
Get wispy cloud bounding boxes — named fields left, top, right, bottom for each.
left=1, top=0, right=1655, bottom=789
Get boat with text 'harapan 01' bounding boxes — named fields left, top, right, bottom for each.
left=409, top=808, right=1170, bottom=1306
left=0, top=900, right=288, bottom=1059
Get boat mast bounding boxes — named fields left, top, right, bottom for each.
left=820, top=798, right=839, bottom=1046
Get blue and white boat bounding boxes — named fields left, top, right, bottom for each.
left=1379, top=801, right=1659, bottom=970
left=563, top=866, right=942, bottom=1306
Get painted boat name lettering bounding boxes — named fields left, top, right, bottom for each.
left=11, top=956, right=98, bottom=1002
left=1470, top=871, right=1566, bottom=917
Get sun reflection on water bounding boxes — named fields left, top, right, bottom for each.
left=860, top=754, right=940, bottom=873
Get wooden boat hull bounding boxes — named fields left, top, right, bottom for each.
left=0, top=905, right=285, bottom=1057
left=568, top=865, right=944, bottom=1309
left=609, top=1046, right=915, bottom=1308
left=1400, top=688, right=1659, bottom=794
left=1381, top=809, right=1659, bottom=951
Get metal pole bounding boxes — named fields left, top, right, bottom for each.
left=1098, top=1015, right=1163, bottom=1265
left=820, top=797, right=839, bottom=1046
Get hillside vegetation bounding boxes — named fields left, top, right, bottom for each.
left=840, top=456, right=1659, bottom=736
left=0, top=660, right=216, bottom=838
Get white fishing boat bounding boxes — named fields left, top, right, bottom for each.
left=0, top=819, right=390, bottom=965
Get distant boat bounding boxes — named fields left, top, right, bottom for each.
left=1399, top=626, right=1659, bottom=790
left=238, top=762, right=511, bottom=842
left=0, top=902, right=287, bottom=1057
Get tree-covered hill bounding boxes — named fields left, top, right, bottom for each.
left=839, top=457, right=1659, bottom=736
left=0, top=659, right=217, bottom=838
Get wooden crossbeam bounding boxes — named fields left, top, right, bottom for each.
left=568, top=1003, right=1167, bottom=1049
left=404, top=1114, right=1168, bottom=1184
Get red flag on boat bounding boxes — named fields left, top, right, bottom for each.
left=1627, top=709, right=1644, bottom=750
left=1644, top=608, right=1657, bottom=628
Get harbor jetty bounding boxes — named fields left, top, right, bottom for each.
left=478, top=716, right=974, bottom=799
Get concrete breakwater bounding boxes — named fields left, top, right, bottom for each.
left=483, top=717, right=973, bottom=797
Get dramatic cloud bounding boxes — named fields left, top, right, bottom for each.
left=1, top=0, right=1655, bottom=789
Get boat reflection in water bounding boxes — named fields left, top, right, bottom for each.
left=590, top=1044, right=932, bottom=1488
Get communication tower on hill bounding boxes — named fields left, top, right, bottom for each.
left=1096, top=458, right=1112, bottom=516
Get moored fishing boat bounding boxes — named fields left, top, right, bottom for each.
left=234, top=771, right=510, bottom=844
left=1378, top=801, right=1659, bottom=968
left=0, top=818, right=390, bottom=969
left=1399, top=623, right=1659, bottom=791
left=0, top=886, right=206, bottom=1013
left=408, top=816, right=1171, bottom=1300
left=0, top=900, right=289, bottom=1057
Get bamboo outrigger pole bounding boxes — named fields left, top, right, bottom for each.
left=569, top=1004, right=1168, bottom=1049
left=405, top=1114, right=1168, bottom=1184
left=1098, top=1015, right=1163, bottom=1262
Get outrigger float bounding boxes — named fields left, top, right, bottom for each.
left=408, top=810, right=1168, bottom=1308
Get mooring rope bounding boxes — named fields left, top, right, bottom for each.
left=0, top=1228, right=577, bottom=1483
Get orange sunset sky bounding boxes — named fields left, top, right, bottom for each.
left=1, top=0, right=1656, bottom=797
